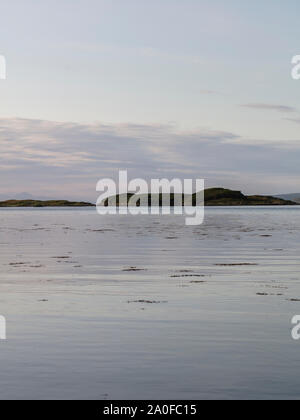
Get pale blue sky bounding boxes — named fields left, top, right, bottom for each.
left=0, top=0, right=300, bottom=199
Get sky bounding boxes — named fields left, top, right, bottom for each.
left=0, top=0, right=299, bottom=201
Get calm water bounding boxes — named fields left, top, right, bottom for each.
left=0, top=206, right=300, bottom=400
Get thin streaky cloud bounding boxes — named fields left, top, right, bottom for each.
left=240, top=103, right=297, bottom=113
left=286, top=117, right=300, bottom=125
left=198, top=89, right=218, bottom=94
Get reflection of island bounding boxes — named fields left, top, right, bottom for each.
left=102, top=188, right=297, bottom=207
left=0, top=200, right=94, bottom=207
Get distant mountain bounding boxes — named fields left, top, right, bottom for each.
left=276, top=193, right=300, bottom=204
left=0, top=200, right=94, bottom=207
left=0, top=192, right=56, bottom=201
left=12, top=192, right=36, bottom=200
left=101, top=188, right=297, bottom=207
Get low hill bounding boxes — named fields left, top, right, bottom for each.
left=102, top=188, right=297, bottom=207
left=276, top=193, right=300, bottom=204
left=0, top=200, right=94, bottom=207
left=201, top=188, right=296, bottom=206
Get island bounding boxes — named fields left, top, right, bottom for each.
left=0, top=188, right=296, bottom=207
left=102, top=188, right=297, bottom=207
left=0, top=200, right=95, bottom=207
